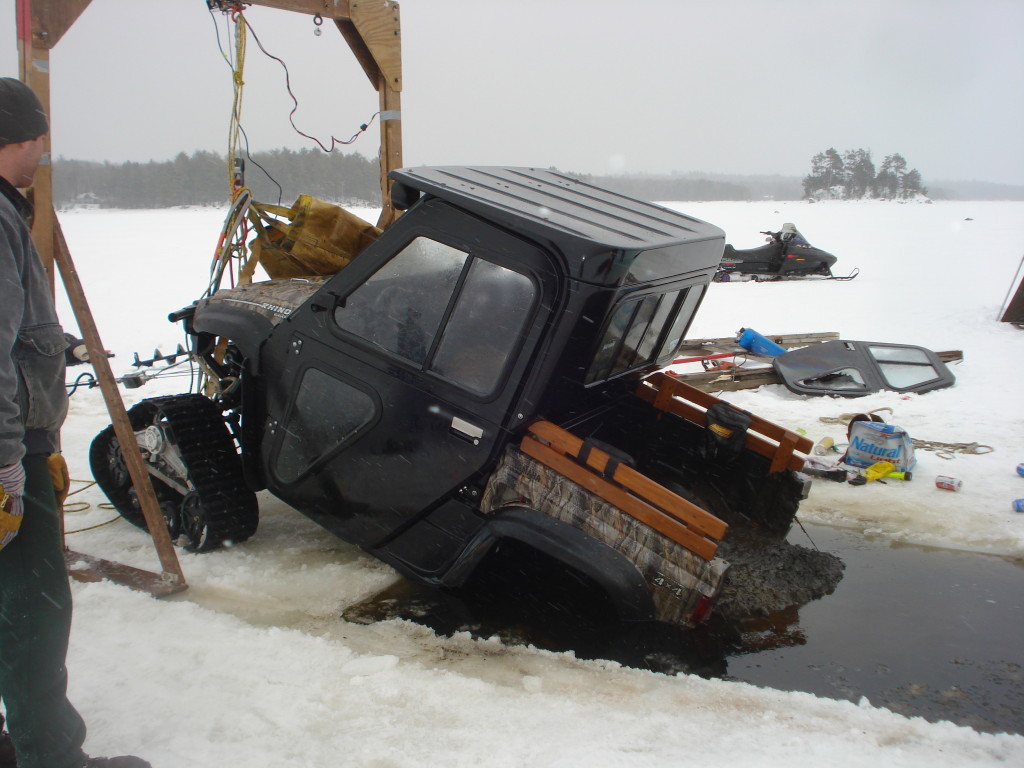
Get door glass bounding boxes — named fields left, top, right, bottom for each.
left=868, top=345, right=942, bottom=389
left=275, top=367, right=376, bottom=482
left=334, top=237, right=468, bottom=364
left=431, top=259, right=535, bottom=396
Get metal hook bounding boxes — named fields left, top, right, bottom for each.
left=313, top=13, right=323, bottom=35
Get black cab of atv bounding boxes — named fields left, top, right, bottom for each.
left=220, top=167, right=721, bottom=541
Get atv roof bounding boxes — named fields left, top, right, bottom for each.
left=389, top=166, right=724, bottom=256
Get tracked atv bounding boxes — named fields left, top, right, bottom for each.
left=91, top=167, right=833, bottom=628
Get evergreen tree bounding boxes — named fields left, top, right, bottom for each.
left=901, top=168, right=926, bottom=198
left=875, top=153, right=907, bottom=199
left=842, top=148, right=875, bottom=199
left=802, top=147, right=845, bottom=199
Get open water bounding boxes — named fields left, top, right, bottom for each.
left=343, top=522, right=1024, bottom=736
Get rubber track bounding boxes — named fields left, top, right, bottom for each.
left=90, top=395, right=258, bottom=550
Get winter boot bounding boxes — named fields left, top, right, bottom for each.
left=0, top=714, right=16, bottom=768
left=84, top=757, right=152, bottom=768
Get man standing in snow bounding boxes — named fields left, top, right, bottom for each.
left=0, top=77, right=150, bottom=768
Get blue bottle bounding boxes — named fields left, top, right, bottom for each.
left=737, top=328, right=787, bottom=357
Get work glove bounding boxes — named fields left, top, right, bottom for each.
left=64, top=333, right=113, bottom=366
left=48, top=453, right=71, bottom=509
left=0, top=462, right=26, bottom=551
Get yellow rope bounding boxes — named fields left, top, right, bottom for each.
left=61, top=479, right=123, bottom=535
left=227, top=11, right=247, bottom=198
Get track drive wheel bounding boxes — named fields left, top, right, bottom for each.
left=89, top=394, right=258, bottom=551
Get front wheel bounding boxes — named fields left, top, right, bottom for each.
left=89, top=395, right=258, bottom=552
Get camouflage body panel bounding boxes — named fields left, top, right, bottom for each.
left=203, top=277, right=329, bottom=326
left=481, top=446, right=728, bottom=628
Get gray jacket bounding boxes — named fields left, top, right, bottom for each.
left=0, top=178, right=68, bottom=465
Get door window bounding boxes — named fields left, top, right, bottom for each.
left=431, top=258, right=535, bottom=395
left=333, top=236, right=536, bottom=396
left=334, top=238, right=467, bottom=364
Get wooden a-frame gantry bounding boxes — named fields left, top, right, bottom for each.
left=13, top=0, right=403, bottom=595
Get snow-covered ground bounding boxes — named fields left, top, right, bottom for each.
left=41, top=200, right=1024, bottom=766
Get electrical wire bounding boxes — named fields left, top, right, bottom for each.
left=207, top=3, right=379, bottom=157
left=236, top=11, right=380, bottom=152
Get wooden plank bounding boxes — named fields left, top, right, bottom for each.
left=352, top=0, right=402, bottom=90
left=521, top=437, right=718, bottom=561
left=66, top=551, right=188, bottom=598
left=676, top=331, right=840, bottom=354
left=25, top=0, right=93, bottom=49
left=250, top=0, right=353, bottom=18
left=527, top=422, right=726, bottom=540
left=672, top=367, right=780, bottom=393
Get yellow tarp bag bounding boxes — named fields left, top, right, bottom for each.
left=246, top=195, right=381, bottom=280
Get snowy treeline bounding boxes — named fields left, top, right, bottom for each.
left=54, top=148, right=382, bottom=209
left=802, top=148, right=926, bottom=201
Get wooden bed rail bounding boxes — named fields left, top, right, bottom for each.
left=520, top=421, right=727, bottom=561
left=636, top=372, right=812, bottom=473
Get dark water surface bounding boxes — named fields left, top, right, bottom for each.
left=725, top=524, right=1023, bottom=735
left=344, top=523, right=1023, bottom=735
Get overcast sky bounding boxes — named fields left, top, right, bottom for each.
left=2, top=0, right=1022, bottom=185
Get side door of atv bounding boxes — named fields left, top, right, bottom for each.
left=259, top=201, right=558, bottom=549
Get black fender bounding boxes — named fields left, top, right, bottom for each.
left=440, top=506, right=656, bottom=623
left=192, top=304, right=273, bottom=371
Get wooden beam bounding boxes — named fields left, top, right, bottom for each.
left=16, top=3, right=57, bottom=292
left=21, top=0, right=93, bottom=50
left=250, top=0, right=352, bottom=17
left=351, top=0, right=402, bottom=90
left=375, top=76, right=401, bottom=227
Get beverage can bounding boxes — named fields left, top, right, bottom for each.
left=1014, top=499, right=1024, bottom=513
left=813, top=436, right=835, bottom=455
left=935, top=475, right=962, bottom=492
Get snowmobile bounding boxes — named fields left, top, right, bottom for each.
left=714, top=223, right=857, bottom=282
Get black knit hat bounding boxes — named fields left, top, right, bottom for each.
left=0, top=77, right=48, bottom=145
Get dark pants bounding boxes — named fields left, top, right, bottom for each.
left=0, top=455, right=86, bottom=768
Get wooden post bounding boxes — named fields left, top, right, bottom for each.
left=17, top=0, right=94, bottom=291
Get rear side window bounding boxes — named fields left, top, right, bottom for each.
left=586, top=285, right=703, bottom=383
left=334, top=236, right=536, bottom=396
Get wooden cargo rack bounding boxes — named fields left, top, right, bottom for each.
left=520, top=421, right=727, bottom=561
left=636, top=372, right=813, bottom=474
